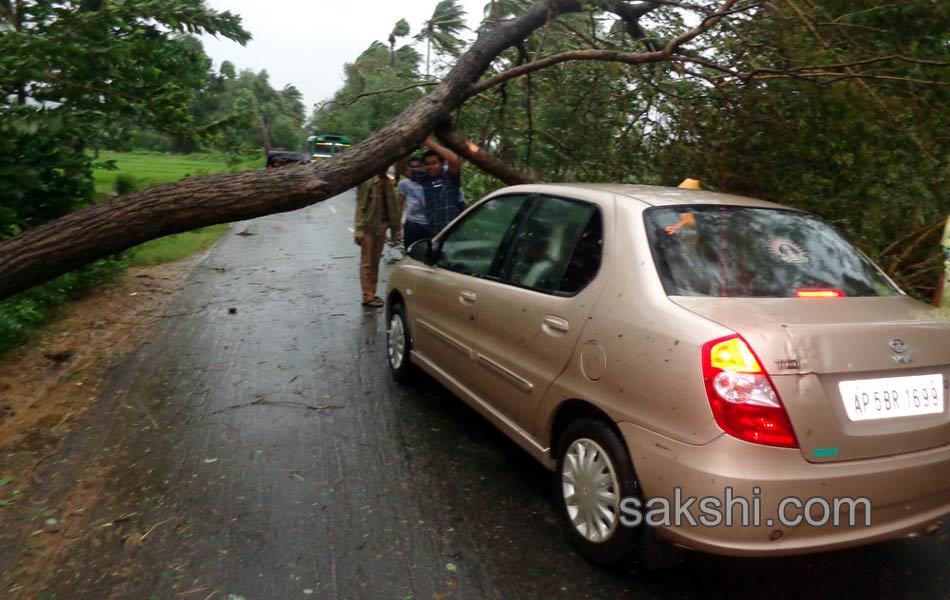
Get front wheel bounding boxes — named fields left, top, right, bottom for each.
left=387, top=303, right=414, bottom=383
left=556, top=418, right=643, bottom=567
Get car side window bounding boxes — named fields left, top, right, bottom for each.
left=499, top=196, right=599, bottom=294
left=435, top=195, right=527, bottom=277
left=559, top=210, right=603, bottom=294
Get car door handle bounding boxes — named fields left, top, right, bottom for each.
left=459, top=290, right=477, bottom=305
left=542, top=316, right=570, bottom=335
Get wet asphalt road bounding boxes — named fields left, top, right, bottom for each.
left=5, top=190, right=948, bottom=599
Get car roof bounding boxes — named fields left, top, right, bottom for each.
left=498, top=183, right=798, bottom=211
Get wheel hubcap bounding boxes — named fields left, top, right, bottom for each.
left=561, top=437, right=621, bottom=543
left=388, top=315, right=406, bottom=369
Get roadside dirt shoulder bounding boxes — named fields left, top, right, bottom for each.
left=0, top=258, right=197, bottom=567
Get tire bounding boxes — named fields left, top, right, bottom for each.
left=555, top=418, right=644, bottom=568
left=386, top=303, right=414, bottom=383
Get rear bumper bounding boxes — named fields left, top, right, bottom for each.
left=618, top=421, right=950, bottom=557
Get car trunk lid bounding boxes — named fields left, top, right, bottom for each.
left=674, top=295, right=950, bottom=462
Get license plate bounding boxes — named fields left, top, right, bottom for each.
left=840, top=374, right=945, bottom=422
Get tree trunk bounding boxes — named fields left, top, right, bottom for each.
left=259, top=115, right=274, bottom=152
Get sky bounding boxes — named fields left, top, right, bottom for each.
left=200, top=0, right=489, bottom=113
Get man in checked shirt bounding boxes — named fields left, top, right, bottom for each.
left=396, top=136, right=464, bottom=239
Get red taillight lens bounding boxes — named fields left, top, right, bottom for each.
left=702, top=335, right=798, bottom=448
left=795, top=289, right=844, bottom=298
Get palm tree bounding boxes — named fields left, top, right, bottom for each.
left=415, top=0, right=468, bottom=78
left=389, top=19, right=411, bottom=66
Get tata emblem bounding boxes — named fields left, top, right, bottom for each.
left=889, top=339, right=908, bottom=354
left=890, top=339, right=911, bottom=364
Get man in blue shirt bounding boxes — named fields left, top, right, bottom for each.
left=397, top=156, right=428, bottom=250
left=396, top=136, right=463, bottom=239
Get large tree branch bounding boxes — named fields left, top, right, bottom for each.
left=469, top=0, right=742, bottom=96
left=678, top=51, right=950, bottom=85
left=434, top=123, right=538, bottom=185
left=470, top=49, right=666, bottom=95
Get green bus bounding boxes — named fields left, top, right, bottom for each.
left=307, top=133, right=352, bottom=161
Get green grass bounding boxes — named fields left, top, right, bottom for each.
left=93, top=150, right=259, bottom=197
left=127, top=224, right=231, bottom=266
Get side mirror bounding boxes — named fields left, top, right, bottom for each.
left=407, top=239, right=433, bottom=264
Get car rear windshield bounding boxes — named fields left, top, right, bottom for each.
left=644, top=205, right=897, bottom=298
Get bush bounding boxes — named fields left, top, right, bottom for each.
left=112, top=173, right=142, bottom=196
left=0, top=258, right=126, bottom=356
left=0, top=110, right=94, bottom=242
left=113, top=173, right=140, bottom=195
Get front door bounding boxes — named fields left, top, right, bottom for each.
left=411, top=194, right=529, bottom=392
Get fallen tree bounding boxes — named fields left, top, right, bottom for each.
left=0, top=0, right=747, bottom=298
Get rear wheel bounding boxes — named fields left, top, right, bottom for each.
left=387, top=303, right=414, bottom=383
left=556, top=418, right=643, bottom=567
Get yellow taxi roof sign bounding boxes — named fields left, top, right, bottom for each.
left=678, top=178, right=701, bottom=190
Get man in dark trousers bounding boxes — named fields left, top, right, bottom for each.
left=396, top=136, right=463, bottom=238
left=354, top=170, right=401, bottom=308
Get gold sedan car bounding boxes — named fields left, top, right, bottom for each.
left=384, top=184, right=950, bottom=566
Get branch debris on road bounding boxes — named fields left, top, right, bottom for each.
left=211, top=396, right=346, bottom=415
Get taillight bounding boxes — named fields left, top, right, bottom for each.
left=702, top=335, right=798, bottom=448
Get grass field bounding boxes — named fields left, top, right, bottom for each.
left=92, top=150, right=260, bottom=264
left=93, top=150, right=259, bottom=197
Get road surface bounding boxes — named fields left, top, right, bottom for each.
left=2, top=190, right=947, bottom=599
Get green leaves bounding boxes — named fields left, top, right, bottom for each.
left=641, top=0, right=948, bottom=299
left=0, top=1, right=258, bottom=339
left=312, top=27, right=425, bottom=143
left=1, top=0, right=250, bottom=139
left=194, top=69, right=306, bottom=151
left=392, top=18, right=411, bottom=39
left=415, top=0, right=468, bottom=75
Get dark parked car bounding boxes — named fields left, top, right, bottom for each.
left=266, top=151, right=309, bottom=169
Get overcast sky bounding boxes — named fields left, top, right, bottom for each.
left=200, top=0, right=489, bottom=113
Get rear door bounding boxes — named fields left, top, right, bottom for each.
left=472, top=195, right=608, bottom=432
